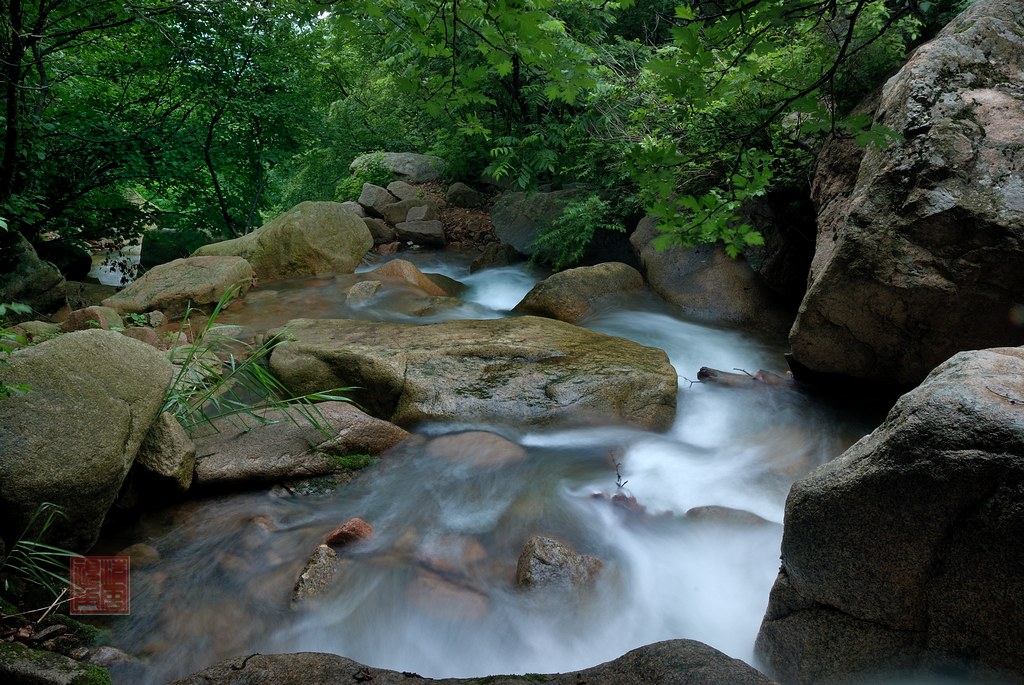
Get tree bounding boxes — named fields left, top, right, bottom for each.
left=0, top=0, right=322, bottom=254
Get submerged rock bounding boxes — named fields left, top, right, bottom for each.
left=167, top=639, right=776, bottom=684
left=291, top=544, right=346, bottom=607
left=268, top=316, right=677, bottom=431
left=515, top=535, right=603, bottom=594
left=755, top=346, right=1024, bottom=683
left=324, top=518, right=374, bottom=548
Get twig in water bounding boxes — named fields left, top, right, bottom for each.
left=614, top=461, right=628, bottom=489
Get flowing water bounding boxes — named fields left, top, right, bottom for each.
left=99, top=252, right=884, bottom=684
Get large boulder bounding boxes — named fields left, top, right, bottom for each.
left=630, top=217, right=793, bottom=334
left=0, top=330, right=173, bottom=551
left=755, top=346, right=1024, bottom=684
left=0, top=231, right=65, bottom=320
left=269, top=317, right=677, bottom=431
left=168, top=640, right=775, bottom=685
left=788, top=0, right=1024, bottom=387
left=490, top=189, right=583, bottom=255
left=193, top=202, right=372, bottom=281
left=193, top=402, right=408, bottom=490
left=350, top=152, right=446, bottom=183
left=102, top=256, right=253, bottom=319
left=513, top=262, right=644, bottom=323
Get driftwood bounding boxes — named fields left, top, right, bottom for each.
left=696, top=366, right=795, bottom=388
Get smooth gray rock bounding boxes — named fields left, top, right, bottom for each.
left=756, top=345, right=1024, bottom=684
left=0, top=330, right=173, bottom=551
left=514, top=262, right=644, bottom=324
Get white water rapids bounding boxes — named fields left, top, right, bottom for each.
left=100, top=253, right=909, bottom=684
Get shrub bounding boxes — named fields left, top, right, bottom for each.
left=335, top=152, right=394, bottom=202
left=529, top=193, right=625, bottom=271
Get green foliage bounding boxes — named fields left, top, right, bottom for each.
left=335, top=153, right=395, bottom=202
left=162, top=285, right=354, bottom=436
left=0, top=503, right=79, bottom=601
left=529, top=193, right=625, bottom=271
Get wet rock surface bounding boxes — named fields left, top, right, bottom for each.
left=268, top=316, right=677, bottom=431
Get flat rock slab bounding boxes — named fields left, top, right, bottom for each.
left=102, top=255, right=253, bottom=319
left=167, top=639, right=776, bottom=685
left=269, top=317, right=677, bottom=431
left=193, top=401, right=408, bottom=490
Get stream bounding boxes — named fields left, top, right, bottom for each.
left=97, top=251, right=884, bottom=684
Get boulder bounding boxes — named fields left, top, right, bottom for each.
left=193, top=202, right=372, bottom=281
left=630, top=217, right=792, bottom=335
left=357, top=184, right=399, bottom=217
left=395, top=219, right=445, bottom=247
left=470, top=243, right=522, bottom=272
left=59, top=305, right=123, bottom=332
left=133, top=411, right=197, bottom=492
left=516, top=535, right=603, bottom=593
left=405, top=204, right=437, bottom=222
left=513, top=262, right=644, bottom=323
left=379, top=198, right=437, bottom=225
left=345, top=280, right=381, bottom=306
left=102, top=256, right=253, bottom=319
left=193, top=401, right=407, bottom=490
left=34, top=239, right=92, bottom=281
left=386, top=181, right=419, bottom=201
left=362, top=217, right=396, bottom=244
left=0, top=231, right=65, bottom=320
left=338, top=200, right=366, bottom=218
left=755, top=346, right=1024, bottom=684
left=350, top=152, right=446, bottom=183
left=490, top=189, right=582, bottom=255
left=0, top=330, right=173, bottom=551
left=268, top=316, right=677, bottom=431
left=167, top=640, right=775, bottom=685
left=788, top=0, right=1024, bottom=387
left=446, top=181, right=486, bottom=208
left=364, top=259, right=454, bottom=297
left=0, top=642, right=113, bottom=685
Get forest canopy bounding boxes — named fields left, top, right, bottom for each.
left=0, top=0, right=970, bottom=263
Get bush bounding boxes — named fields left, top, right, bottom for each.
left=529, top=193, right=625, bottom=271
left=334, top=152, right=395, bottom=202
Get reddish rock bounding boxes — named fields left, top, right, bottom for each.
left=324, top=517, right=374, bottom=548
